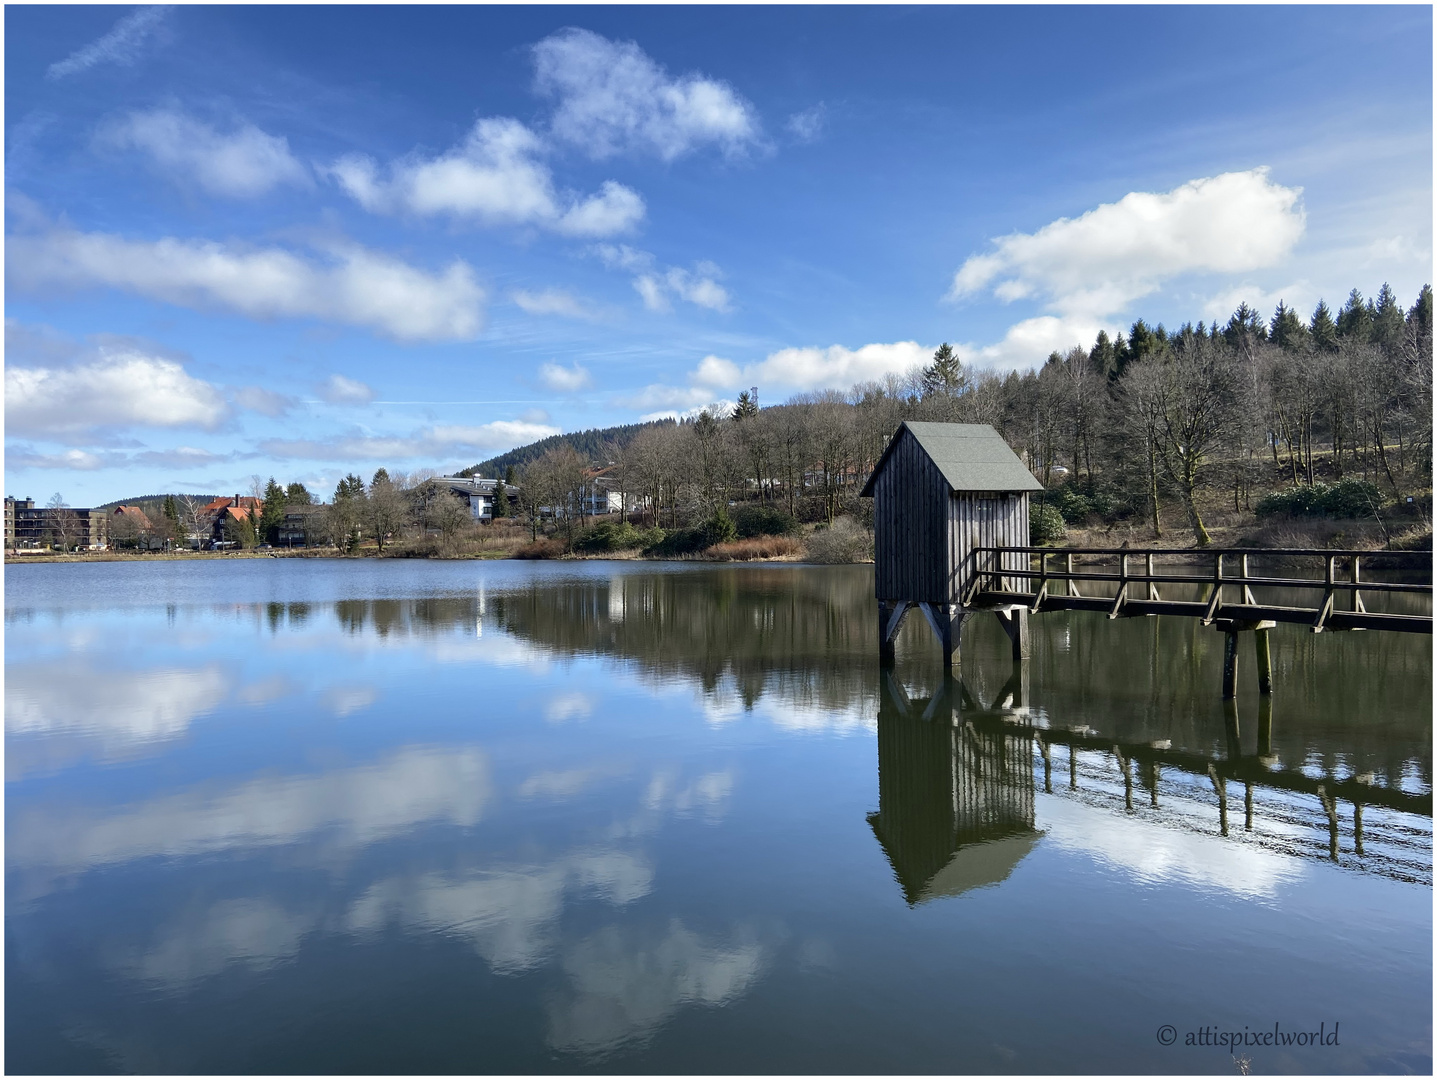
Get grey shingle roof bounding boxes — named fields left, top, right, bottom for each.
left=860, top=421, right=1043, bottom=495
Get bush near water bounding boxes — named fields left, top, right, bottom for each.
left=1255, top=479, right=1382, bottom=519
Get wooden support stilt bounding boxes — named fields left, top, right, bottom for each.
left=1222, top=630, right=1240, bottom=700
left=1244, top=782, right=1254, bottom=831
left=1208, top=764, right=1229, bottom=836
left=1354, top=802, right=1364, bottom=855
left=1316, top=784, right=1339, bottom=860
left=1254, top=628, right=1272, bottom=695
left=1256, top=697, right=1274, bottom=760
left=1146, top=760, right=1159, bottom=807
left=993, top=607, right=1029, bottom=661
left=915, top=602, right=964, bottom=669
left=878, top=600, right=912, bottom=665
left=1223, top=699, right=1242, bottom=760
left=1038, top=735, right=1052, bottom=793
left=1114, top=747, right=1133, bottom=811
left=1069, top=743, right=1078, bottom=790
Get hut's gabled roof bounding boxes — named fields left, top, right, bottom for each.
left=860, top=421, right=1043, bottom=496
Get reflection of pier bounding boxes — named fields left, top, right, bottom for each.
left=870, top=670, right=1433, bottom=897
left=868, top=674, right=1040, bottom=905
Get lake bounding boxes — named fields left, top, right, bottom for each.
left=5, top=558, right=1431, bottom=1074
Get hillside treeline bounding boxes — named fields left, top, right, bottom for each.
left=520, top=285, right=1431, bottom=548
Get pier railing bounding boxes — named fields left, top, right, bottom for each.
left=966, top=546, right=1432, bottom=635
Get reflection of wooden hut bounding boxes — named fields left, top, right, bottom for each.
left=860, top=422, right=1042, bottom=666
left=867, top=675, right=1039, bottom=905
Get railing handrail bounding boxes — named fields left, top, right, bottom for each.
left=977, top=567, right=1431, bottom=594
left=973, top=544, right=1432, bottom=560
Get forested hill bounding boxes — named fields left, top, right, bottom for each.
left=460, top=420, right=676, bottom=478
left=97, top=495, right=220, bottom=514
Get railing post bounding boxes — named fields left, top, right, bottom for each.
left=1202, top=553, right=1224, bottom=624
left=1146, top=552, right=1155, bottom=601
left=1352, top=555, right=1365, bottom=614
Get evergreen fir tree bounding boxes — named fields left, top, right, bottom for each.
left=1269, top=300, right=1307, bottom=349
left=1309, top=300, right=1339, bottom=351
left=1407, top=284, right=1433, bottom=339
left=493, top=480, right=510, bottom=520
left=921, top=343, right=965, bottom=395
left=1372, top=282, right=1405, bottom=350
left=1088, top=330, right=1117, bottom=379
left=733, top=389, right=759, bottom=419
left=1336, top=288, right=1373, bottom=340
left=261, top=477, right=286, bottom=544
left=1126, top=319, right=1166, bottom=365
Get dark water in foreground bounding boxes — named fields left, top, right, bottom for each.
left=5, top=559, right=1431, bottom=1074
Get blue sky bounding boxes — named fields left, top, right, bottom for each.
left=5, top=5, right=1432, bottom=505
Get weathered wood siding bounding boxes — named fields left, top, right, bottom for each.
left=948, top=491, right=1030, bottom=598
left=873, top=428, right=950, bottom=602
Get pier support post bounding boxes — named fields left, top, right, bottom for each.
left=917, top=602, right=963, bottom=669
left=994, top=607, right=1030, bottom=661
left=1222, top=630, right=1240, bottom=700
left=1222, top=699, right=1242, bottom=759
left=1208, top=764, right=1229, bottom=837
left=877, top=600, right=912, bottom=666
left=1254, top=628, right=1273, bottom=695
left=1256, top=697, right=1273, bottom=760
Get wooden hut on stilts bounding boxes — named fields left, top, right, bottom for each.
left=860, top=422, right=1043, bottom=667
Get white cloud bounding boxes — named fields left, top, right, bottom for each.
left=46, top=5, right=170, bottom=80
left=592, top=243, right=653, bottom=272
left=98, top=107, right=308, bottom=198
left=122, top=897, right=313, bottom=988
left=5, top=345, right=229, bottom=439
left=1200, top=281, right=1315, bottom=326
left=6, top=661, right=229, bottom=748
left=546, top=692, right=594, bottom=722
left=4, top=444, right=234, bottom=472
left=323, top=684, right=379, bottom=717
left=786, top=104, right=826, bottom=143
left=547, top=921, right=765, bottom=1056
left=230, top=385, right=296, bottom=418
left=533, top=28, right=759, bottom=161
left=539, top=361, right=594, bottom=393
left=690, top=355, right=741, bottom=388
left=348, top=848, right=653, bottom=975
left=950, top=168, right=1306, bottom=319
left=614, top=383, right=726, bottom=413
left=327, top=117, right=644, bottom=237
left=7, top=745, right=494, bottom=878
left=628, top=259, right=731, bottom=313
left=747, top=340, right=931, bottom=392
left=8, top=224, right=485, bottom=342
left=316, top=374, right=375, bottom=405
left=260, top=419, right=560, bottom=462
left=3, top=447, right=108, bottom=470
left=638, top=401, right=735, bottom=424
left=957, top=316, right=1108, bottom=374
left=513, top=289, right=602, bottom=321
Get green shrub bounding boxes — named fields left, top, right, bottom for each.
left=572, top=520, right=657, bottom=553
left=1255, top=479, right=1381, bottom=520
left=1030, top=504, right=1067, bottom=544
left=645, top=526, right=706, bottom=557
left=732, top=503, right=798, bottom=538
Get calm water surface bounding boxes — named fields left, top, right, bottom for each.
left=5, top=559, right=1431, bottom=1074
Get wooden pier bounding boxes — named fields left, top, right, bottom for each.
left=963, top=545, right=1431, bottom=697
